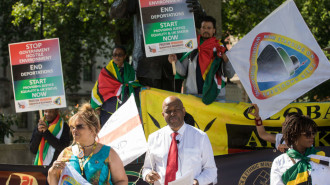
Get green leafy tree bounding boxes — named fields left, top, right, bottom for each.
left=222, top=0, right=285, bottom=38
left=222, top=0, right=329, bottom=49
left=222, top=0, right=330, bottom=101
left=0, top=0, right=37, bottom=77
left=8, top=0, right=133, bottom=92
left=0, top=113, right=17, bottom=143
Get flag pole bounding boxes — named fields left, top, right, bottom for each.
left=171, top=62, right=176, bottom=76
left=39, top=110, right=44, bottom=121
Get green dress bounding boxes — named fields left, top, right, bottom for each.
left=62, top=145, right=113, bottom=185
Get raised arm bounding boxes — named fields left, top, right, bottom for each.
left=249, top=104, right=276, bottom=144
left=43, top=122, right=70, bottom=151
left=186, top=0, right=206, bottom=28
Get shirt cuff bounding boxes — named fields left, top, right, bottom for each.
left=142, top=168, right=152, bottom=181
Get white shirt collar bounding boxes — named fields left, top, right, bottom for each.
left=165, top=122, right=187, bottom=136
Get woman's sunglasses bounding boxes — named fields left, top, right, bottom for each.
left=70, top=124, right=86, bottom=131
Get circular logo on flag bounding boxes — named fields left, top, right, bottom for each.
left=249, top=32, right=319, bottom=99
left=60, top=175, right=80, bottom=185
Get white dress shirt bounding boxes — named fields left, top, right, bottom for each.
left=142, top=123, right=217, bottom=185
left=270, top=150, right=330, bottom=185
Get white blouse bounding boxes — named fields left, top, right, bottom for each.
left=270, top=151, right=330, bottom=185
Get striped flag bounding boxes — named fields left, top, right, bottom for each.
left=97, top=95, right=147, bottom=166
left=202, top=52, right=226, bottom=105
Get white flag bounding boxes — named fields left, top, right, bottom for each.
left=98, top=95, right=148, bottom=166
left=59, top=163, right=91, bottom=185
left=226, top=0, right=330, bottom=119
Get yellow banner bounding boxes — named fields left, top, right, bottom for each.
left=141, top=88, right=330, bottom=155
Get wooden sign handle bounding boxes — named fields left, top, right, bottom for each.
left=171, top=62, right=176, bottom=75
left=39, top=110, right=43, bottom=121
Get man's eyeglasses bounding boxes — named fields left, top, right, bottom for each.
left=113, top=54, right=124, bottom=58
left=70, top=124, right=86, bottom=131
left=301, top=131, right=316, bottom=138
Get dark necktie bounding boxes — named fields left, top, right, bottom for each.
left=165, top=132, right=179, bottom=185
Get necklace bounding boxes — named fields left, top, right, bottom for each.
left=78, top=142, right=97, bottom=176
left=82, top=141, right=96, bottom=148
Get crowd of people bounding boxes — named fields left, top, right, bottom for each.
left=27, top=1, right=329, bottom=185
left=30, top=95, right=329, bottom=185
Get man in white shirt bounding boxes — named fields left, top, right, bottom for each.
left=142, top=96, right=217, bottom=185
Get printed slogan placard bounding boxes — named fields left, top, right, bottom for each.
left=9, top=38, right=66, bottom=112
left=139, top=0, right=197, bottom=57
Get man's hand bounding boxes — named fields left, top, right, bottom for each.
left=145, top=171, right=160, bottom=184
left=168, top=54, right=178, bottom=64
left=186, top=0, right=203, bottom=13
left=277, top=144, right=289, bottom=153
left=38, top=120, right=48, bottom=133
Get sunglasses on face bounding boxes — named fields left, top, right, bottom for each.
left=113, top=54, right=124, bottom=58
left=301, top=131, right=316, bottom=138
left=70, top=124, right=86, bottom=131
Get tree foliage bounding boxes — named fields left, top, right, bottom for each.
left=222, top=0, right=329, bottom=49
left=0, top=0, right=37, bottom=77
left=222, top=0, right=330, bottom=101
left=0, top=113, right=17, bottom=143
left=222, top=0, right=285, bottom=38
left=2, top=0, right=329, bottom=100
left=5, top=0, right=133, bottom=92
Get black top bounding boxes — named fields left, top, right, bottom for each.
left=29, top=120, right=70, bottom=166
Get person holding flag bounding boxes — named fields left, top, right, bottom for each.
left=91, top=45, right=141, bottom=126
left=30, top=109, right=70, bottom=166
left=168, top=16, right=235, bottom=104
left=109, top=0, right=206, bottom=93
left=270, top=114, right=330, bottom=185
left=248, top=103, right=300, bottom=152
